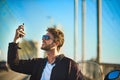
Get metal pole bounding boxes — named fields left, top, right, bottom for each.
left=97, top=0, right=102, bottom=63
left=74, top=0, right=78, bottom=61
left=82, top=0, right=86, bottom=62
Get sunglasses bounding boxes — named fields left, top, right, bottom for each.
left=105, top=70, right=120, bottom=80
left=42, top=35, right=51, bottom=40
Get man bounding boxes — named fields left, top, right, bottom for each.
left=7, top=25, right=84, bottom=80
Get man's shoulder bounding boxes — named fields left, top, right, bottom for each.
left=62, top=56, right=80, bottom=70
left=63, top=56, right=78, bottom=65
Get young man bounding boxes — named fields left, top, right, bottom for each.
left=7, top=25, right=84, bottom=80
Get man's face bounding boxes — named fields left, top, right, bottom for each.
left=41, top=32, right=55, bottom=51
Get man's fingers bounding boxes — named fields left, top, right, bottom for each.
left=16, top=29, right=25, bottom=37
left=19, top=29, right=25, bottom=34
left=14, top=24, right=25, bottom=43
left=18, top=25, right=24, bottom=31
left=18, top=30, right=25, bottom=36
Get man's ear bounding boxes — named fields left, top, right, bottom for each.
left=55, top=41, right=59, bottom=46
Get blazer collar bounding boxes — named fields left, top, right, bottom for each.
left=46, top=54, right=65, bottom=65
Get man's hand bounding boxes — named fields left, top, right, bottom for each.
left=13, top=25, right=25, bottom=43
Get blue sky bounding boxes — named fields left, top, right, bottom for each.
left=0, top=0, right=120, bottom=64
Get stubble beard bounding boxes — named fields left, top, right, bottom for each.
left=41, top=45, right=50, bottom=51
left=41, top=43, right=53, bottom=51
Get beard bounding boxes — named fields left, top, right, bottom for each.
left=41, top=42, right=54, bottom=51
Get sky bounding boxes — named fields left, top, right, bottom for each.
left=0, top=0, right=120, bottom=64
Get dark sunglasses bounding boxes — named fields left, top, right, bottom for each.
left=42, top=35, right=51, bottom=40
left=105, top=70, right=120, bottom=80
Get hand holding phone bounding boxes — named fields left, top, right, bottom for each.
left=19, top=23, right=24, bottom=37
left=14, top=23, right=25, bottom=43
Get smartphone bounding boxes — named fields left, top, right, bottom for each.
left=19, top=23, right=24, bottom=37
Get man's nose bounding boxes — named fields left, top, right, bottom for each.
left=42, top=38, right=47, bottom=42
left=42, top=38, right=45, bottom=40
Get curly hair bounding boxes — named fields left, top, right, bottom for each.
left=47, top=26, right=64, bottom=51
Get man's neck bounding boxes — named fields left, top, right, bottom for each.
left=46, top=50, right=59, bottom=64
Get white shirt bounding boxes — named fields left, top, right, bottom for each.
left=41, top=62, right=55, bottom=80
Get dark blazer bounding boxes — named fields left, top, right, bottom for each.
left=7, top=43, right=84, bottom=80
